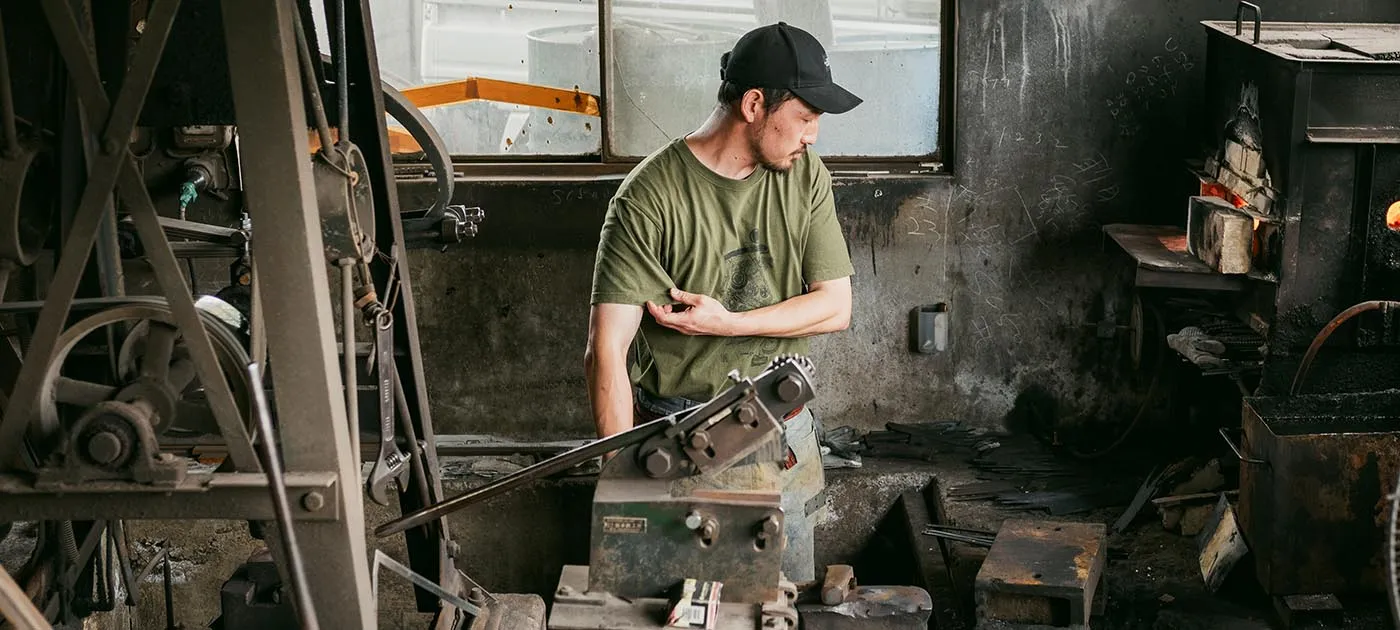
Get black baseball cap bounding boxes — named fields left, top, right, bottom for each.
left=720, top=22, right=863, bottom=115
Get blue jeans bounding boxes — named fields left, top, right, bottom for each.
left=634, top=387, right=825, bottom=582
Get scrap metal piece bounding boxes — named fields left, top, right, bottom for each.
left=1198, top=493, right=1248, bottom=593
left=372, top=550, right=482, bottom=618
left=798, top=585, right=934, bottom=630
left=548, top=565, right=778, bottom=629
left=974, top=519, right=1107, bottom=629
left=822, top=565, right=857, bottom=606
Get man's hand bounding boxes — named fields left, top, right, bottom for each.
left=646, top=287, right=734, bottom=336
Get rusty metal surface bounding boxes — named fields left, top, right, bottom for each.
left=823, top=564, right=857, bottom=605
left=974, top=519, right=1107, bottom=628
left=587, top=459, right=785, bottom=604
left=548, top=565, right=785, bottom=630
left=1197, top=494, right=1247, bottom=593
left=798, top=585, right=933, bottom=630
left=1239, top=392, right=1400, bottom=595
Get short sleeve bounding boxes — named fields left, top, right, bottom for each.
left=801, top=160, right=855, bottom=284
left=591, top=195, right=674, bottom=305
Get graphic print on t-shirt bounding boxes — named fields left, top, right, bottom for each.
left=719, top=228, right=782, bottom=368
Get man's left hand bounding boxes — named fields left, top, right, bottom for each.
left=646, top=288, right=735, bottom=336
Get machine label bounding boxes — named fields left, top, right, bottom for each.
left=602, top=516, right=648, bottom=534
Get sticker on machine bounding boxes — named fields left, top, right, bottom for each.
left=602, top=516, right=648, bottom=534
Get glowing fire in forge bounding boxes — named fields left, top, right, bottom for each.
left=1388, top=200, right=1400, bottom=231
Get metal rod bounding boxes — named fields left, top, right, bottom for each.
left=334, top=0, right=349, bottom=144
left=393, top=368, right=433, bottom=510
left=162, top=551, right=175, bottom=630
left=340, top=260, right=360, bottom=464
left=376, top=418, right=668, bottom=537
left=247, top=363, right=321, bottom=630
left=0, top=8, right=18, bottom=156
left=111, top=523, right=137, bottom=606
left=292, top=7, right=335, bottom=154
left=249, top=253, right=267, bottom=368
left=0, top=562, right=50, bottom=630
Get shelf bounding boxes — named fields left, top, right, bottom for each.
left=1103, top=224, right=1249, bottom=292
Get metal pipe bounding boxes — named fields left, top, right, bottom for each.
left=291, top=7, right=335, bottom=154
left=333, top=0, right=349, bottom=144
left=340, top=259, right=360, bottom=462
left=0, top=8, right=18, bottom=156
left=246, top=363, right=320, bottom=630
left=1290, top=300, right=1400, bottom=395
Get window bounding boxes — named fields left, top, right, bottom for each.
left=354, top=0, right=949, bottom=165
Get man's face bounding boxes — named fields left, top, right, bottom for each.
left=746, top=94, right=822, bottom=173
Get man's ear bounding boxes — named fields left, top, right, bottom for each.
left=739, top=88, right=765, bottom=123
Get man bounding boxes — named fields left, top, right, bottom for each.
left=585, top=22, right=859, bottom=583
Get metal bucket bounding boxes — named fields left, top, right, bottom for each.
left=1230, top=391, right=1400, bottom=595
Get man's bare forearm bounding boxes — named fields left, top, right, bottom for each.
left=729, top=286, right=850, bottom=338
left=585, top=347, right=634, bottom=438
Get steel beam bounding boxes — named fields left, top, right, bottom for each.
left=0, top=472, right=341, bottom=522
left=221, top=2, right=374, bottom=627
left=342, top=0, right=458, bottom=616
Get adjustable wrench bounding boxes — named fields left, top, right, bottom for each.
left=366, top=310, right=410, bottom=506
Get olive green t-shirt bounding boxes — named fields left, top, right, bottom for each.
left=590, top=138, right=854, bottom=401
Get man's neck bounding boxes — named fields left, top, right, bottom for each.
left=684, top=109, right=760, bottom=180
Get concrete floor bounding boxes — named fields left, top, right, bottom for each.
left=12, top=447, right=1395, bottom=629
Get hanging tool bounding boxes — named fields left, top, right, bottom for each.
left=366, top=308, right=409, bottom=506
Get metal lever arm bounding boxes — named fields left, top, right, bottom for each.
left=375, top=414, right=671, bottom=537
left=375, top=357, right=815, bottom=538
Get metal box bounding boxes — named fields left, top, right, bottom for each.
left=1237, top=391, right=1400, bottom=595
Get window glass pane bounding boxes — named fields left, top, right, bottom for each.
left=319, top=0, right=602, bottom=156
left=607, top=0, right=941, bottom=158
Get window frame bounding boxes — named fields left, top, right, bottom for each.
left=400, top=0, right=957, bottom=178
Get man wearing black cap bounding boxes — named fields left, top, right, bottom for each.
left=585, top=22, right=860, bottom=582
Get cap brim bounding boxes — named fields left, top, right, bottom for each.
left=791, top=82, right=862, bottom=115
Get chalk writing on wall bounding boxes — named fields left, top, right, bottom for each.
left=1106, top=37, right=1195, bottom=137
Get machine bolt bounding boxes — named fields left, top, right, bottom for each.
left=557, top=585, right=575, bottom=597
left=688, top=431, right=711, bottom=450
left=301, top=491, right=325, bottom=512
left=468, top=588, right=486, bottom=606
left=643, top=448, right=673, bottom=477
left=760, top=515, right=781, bottom=537
left=700, top=520, right=718, bottom=541
left=447, top=541, right=461, bottom=558
left=685, top=511, right=703, bottom=530
left=776, top=375, right=804, bottom=403
left=87, top=432, right=124, bottom=465
left=737, top=406, right=759, bottom=428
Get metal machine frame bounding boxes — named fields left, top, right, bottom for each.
left=0, top=1, right=468, bottom=627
